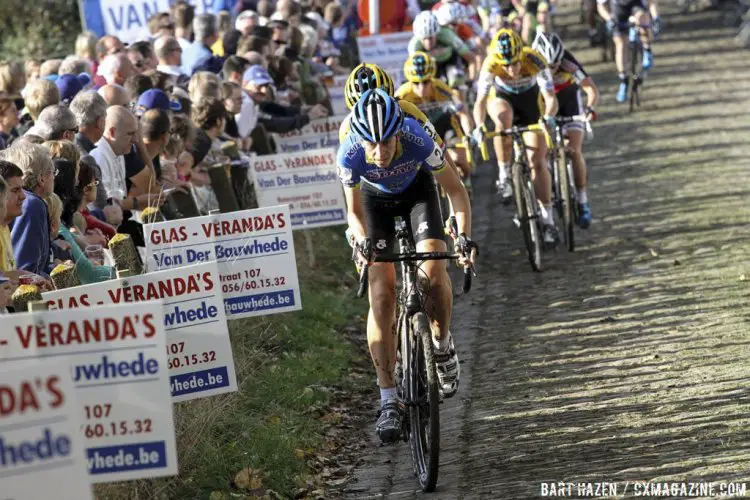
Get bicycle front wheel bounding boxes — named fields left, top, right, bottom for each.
left=408, top=312, right=440, bottom=492
left=513, top=162, right=543, bottom=272
left=556, top=147, right=575, bottom=252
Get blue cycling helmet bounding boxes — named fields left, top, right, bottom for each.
left=350, top=88, right=404, bottom=143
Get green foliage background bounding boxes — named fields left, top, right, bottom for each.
left=0, top=0, right=82, bottom=60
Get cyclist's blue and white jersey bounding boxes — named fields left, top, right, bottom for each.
left=336, top=118, right=446, bottom=195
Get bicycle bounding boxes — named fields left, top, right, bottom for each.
left=478, top=122, right=549, bottom=271
left=626, top=21, right=650, bottom=112
left=355, top=216, right=473, bottom=492
left=547, top=115, right=591, bottom=252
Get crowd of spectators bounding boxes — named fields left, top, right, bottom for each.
left=0, top=0, right=362, bottom=312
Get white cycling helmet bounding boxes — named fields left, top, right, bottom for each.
left=414, top=11, right=440, bottom=38
left=532, top=31, right=565, bottom=66
left=436, top=3, right=464, bottom=26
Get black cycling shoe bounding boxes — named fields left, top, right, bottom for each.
left=375, top=399, right=405, bottom=443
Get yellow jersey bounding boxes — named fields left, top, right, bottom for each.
left=395, top=78, right=459, bottom=107
left=396, top=79, right=466, bottom=140
left=338, top=99, right=444, bottom=147
left=477, top=46, right=554, bottom=96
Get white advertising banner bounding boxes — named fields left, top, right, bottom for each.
left=42, top=262, right=238, bottom=403
left=356, top=32, right=413, bottom=86
left=0, top=362, right=92, bottom=499
left=145, top=206, right=301, bottom=319
left=325, top=75, right=349, bottom=116
left=274, top=132, right=339, bottom=154
left=82, top=0, right=231, bottom=44
left=0, top=303, right=178, bottom=483
left=248, top=148, right=346, bottom=229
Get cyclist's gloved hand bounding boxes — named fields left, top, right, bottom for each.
left=605, top=18, right=616, bottom=34
left=471, top=126, right=484, bottom=146
left=353, top=238, right=372, bottom=271
left=456, top=233, right=479, bottom=267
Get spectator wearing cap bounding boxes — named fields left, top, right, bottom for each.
left=155, top=36, right=186, bottom=78
left=171, top=1, right=196, bottom=52
left=183, top=14, right=220, bottom=76
left=236, top=11, right=260, bottom=36
left=0, top=144, right=56, bottom=278
left=128, top=42, right=159, bottom=75
left=55, top=73, right=91, bottom=106
left=0, top=93, right=20, bottom=150
left=17, top=79, right=60, bottom=137
left=134, top=89, right=181, bottom=180
left=98, top=54, right=135, bottom=87
left=244, top=65, right=327, bottom=134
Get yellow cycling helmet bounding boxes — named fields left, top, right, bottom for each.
left=491, top=29, right=523, bottom=65
left=344, top=63, right=395, bottom=110
left=403, top=51, right=436, bottom=84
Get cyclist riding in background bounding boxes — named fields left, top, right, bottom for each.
left=532, top=31, right=599, bottom=229
left=409, top=11, right=483, bottom=86
left=513, top=0, right=551, bottom=43
left=397, top=52, right=475, bottom=191
left=472, top=29, right=560, bottom=246
left=597, top=0, right=655, bottom=102
left=434, top=0, right=488, bottom=48
left=337, top=89, right=476, bottom=442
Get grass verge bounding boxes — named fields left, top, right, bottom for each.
left=95, top=227, right=363, bottom=499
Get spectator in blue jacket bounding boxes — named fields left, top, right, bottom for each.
left=182, top=14, right=220, bottom=76
left=0, top=143, right=55, bottom=277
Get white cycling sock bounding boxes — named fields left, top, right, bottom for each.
left=380, top=387, right=398, bottom=406
left=578, top=189, right=588, bottom=204
left=543, top=204, right=554, bottom=224
left=433, top=332, right=451, bottom=352
left=497, top=162, right=510, bottom=184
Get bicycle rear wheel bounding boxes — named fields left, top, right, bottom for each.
left=513, top=162, right=543, bottom=272
left=407, top=312, right=440, bottom=492
left=556, top=147, right=575, bottom=252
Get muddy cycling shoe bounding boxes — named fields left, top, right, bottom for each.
left=376, top=399, right=405, bottom=443
left=578, top=202, right=593, bottom=229
left=434, top=335, right=460, bottom=398
left=543, top=223, right=560, bottom=249
left=496, top=180, right=513, bottom=205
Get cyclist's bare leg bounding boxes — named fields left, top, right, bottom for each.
left=489, top=97, right=513, bottom=169
left=614, top=32, right=627, bottom=74
left=367, top=262, right=398, bottom=389
left=448, top=147, right=472, bottom=178
left=524, top=130, right=552, bottom=205
left=564, top=129, right=587, bottom=193
left=416, top=238, right=453, bottom=342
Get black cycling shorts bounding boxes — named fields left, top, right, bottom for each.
left=361, top=168, right=445, bottom=252
left=613, top=0, right=648, bottom=24
left=494, top=85, right=543, bottom=127
left=557, top=84, right=586, bottom=131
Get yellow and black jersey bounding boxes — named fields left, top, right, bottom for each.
left=477, top=46, right=554, bottom=96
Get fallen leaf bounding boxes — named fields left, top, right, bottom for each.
left=740, top=274, right=747, bottom=281
left=234, top=468, right=263, bottom=490
left=320, top=412, right=343, bottom=424
left=267, top=415, right=281, bottom=425
left=649, top=248, right=659, bottom=257
left=293, top=448, right=306, bottom=459
left=301, top=387, right=314, bottom=399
